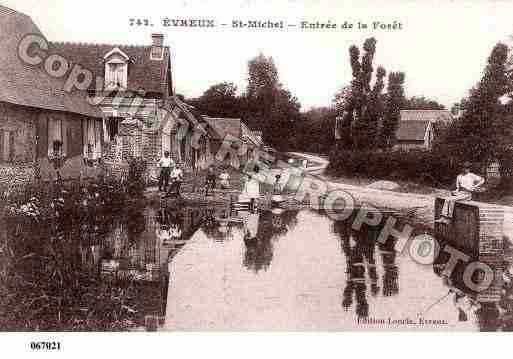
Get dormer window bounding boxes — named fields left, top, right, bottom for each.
left=103, top=47, right=129, bottom=90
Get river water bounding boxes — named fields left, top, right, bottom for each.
left=3, top=204, right=512, bottom=331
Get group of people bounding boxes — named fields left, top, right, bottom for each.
left=157, top=151, right=183, bottom=197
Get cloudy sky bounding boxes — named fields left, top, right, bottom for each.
left=4, top=0, right=513, bottom=110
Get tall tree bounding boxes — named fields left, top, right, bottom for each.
left=338, top=38, right=385, bottom=150
left=188, top=82, right=241, bottom=118
left=357, top=66, right=386, bottom=149
left=437, top=43, right=511, bottom=166
left=381, top=71, right=406, bottom=150
left=333, top=85, right=353, bottom=149
left=403, top=96, right=445, bottom=110
left=244, top=53, right=301, bottom=150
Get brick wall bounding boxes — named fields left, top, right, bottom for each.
left=120, top=119, right=143, bottom=158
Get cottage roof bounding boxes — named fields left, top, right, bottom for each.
left=396, top=120, right=431, bottom=141
left=48, top=41, right=171, bottom=95
left=0, top=6, right=102, bottom=118
left=400, top=110, right=452, bottom=123
left=203, top=117, right=243, bottom=140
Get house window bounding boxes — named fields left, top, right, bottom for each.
left=105, top=61, right=127, bottom=89
left=82, top=119, right=102, bottom=159
left=150, top=46, right=163, bottom=60
left=48, top=117, right=66, bottom=157
left=0, top=129, right=15, bottom=163
left=107, top=117, right=120, bottom=141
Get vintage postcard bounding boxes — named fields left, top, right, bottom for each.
left=1, top=0, right=513, bottom=352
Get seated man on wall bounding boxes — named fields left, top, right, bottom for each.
left=435, top=162, right=485, bottom=224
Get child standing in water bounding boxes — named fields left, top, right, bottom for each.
left=219, top=166, right=231, bottom=189
left=243, top=165, right=261, bottom=211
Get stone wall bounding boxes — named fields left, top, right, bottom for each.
left=0, top=102, right=37, bottom=163
left=0, top=164, right=35, bottom=193
left=120, top=119, right=143, bottom=158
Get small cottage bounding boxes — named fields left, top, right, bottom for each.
left=48, top=34, right=211, bottom=179
left=0, top=6, right=104, bottom=188
left=393, top=110, right=453, bottom=151
left=394, top=120, right=434, bottom=151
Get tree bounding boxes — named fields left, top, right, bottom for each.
left=188, top=82, right=241, bottom=118
left=358, top=66, right=386, bottom=149
left=337, top=38, right=385, bottom=150
left=381, top=71, right=406, bottom=150
left=294, top=106, right=337, bottom=154
left=244, top=53, right=301, bottom=150
left=437, top=43, right=511, bottom=167
left=403, top=96, right=445, bottom=110
left=333, top=85, right=353, bottom=149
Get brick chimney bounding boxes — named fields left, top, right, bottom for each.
left=150, top=33, right=164, bottom=59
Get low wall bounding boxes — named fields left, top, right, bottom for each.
left=434, top=197, right=510, bottom=302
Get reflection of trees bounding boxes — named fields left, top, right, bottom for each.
left=201, top=208, right=240, bottom=242
left=379, top=239, right=399, bottom=297
left=242, top=210, right=299, bottom=273
left=334, top=219, right=383, bottom=318
left=126, top=207, right=146, bottom=246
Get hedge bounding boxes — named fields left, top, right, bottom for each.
left=327, top=149, right=461, bottom=187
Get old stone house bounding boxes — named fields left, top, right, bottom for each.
left=48, top=34, right=211, bottom=180
left=0, top=6, right=104, bottom=188
left=394, top=110, right=453, bottom=151
left=203, top=117, right=264, bottom=168
left=394, top=120, right=435, bottom=151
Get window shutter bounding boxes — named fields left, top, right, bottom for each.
left=66, top=125, right=73, bottom=157
left=61, top=120, right=68, bottom=157
left=0, top=129, right=4, bottom=162
left=8, top=131, right=15, bottom=162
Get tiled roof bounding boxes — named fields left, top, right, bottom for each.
left=400, top=110, right=452, bottom=122
left=203, top=117, right=242, bottom=140
left=0, top=6, right=101, bottom=118
left=396, top=120, right=431, bottom=141
left=48, top=42, right=171, bottom=95
left=241, top=122, right=263, bottom=146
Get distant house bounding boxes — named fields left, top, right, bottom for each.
left=393, top=110, right=453, bottom=151
left=0, top=6, right=104, bottom=187
left=400, top=110, right=453, bottom=124
left=203, top=117, right=264, bottom=167
left=49, top=33, right=210, bottom=178
left=394, top=120, right=434, bottom=151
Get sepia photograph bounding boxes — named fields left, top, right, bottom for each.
left=1, top=0, right=513, bottom=355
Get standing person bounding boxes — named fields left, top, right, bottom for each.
left=205, top=166, right=217, bottom=196
left=244, top=165, right=261, bottom=211
left=158, top=151, right=174, bottom=192
left=436, top=162, right=485, bottom=224
left=168, top=163, right=184, bottom=197
left=219, top=166, right=231, bottom=189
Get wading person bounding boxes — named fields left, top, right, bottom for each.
left=219, top=166, right=231, bottom=190
left=158, top=151, right=174, bottom=192
left=205, top=166, right=216, bottom=196
left=168, top=163, right=184, bottom=197
left=243, top=165, right=261, bottom=211
left=436, top=162, right=485, bottom=224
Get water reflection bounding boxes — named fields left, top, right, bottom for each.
left=6, top=202, right=513, bottom=331
left=334, top=219, right=390, bottom=319
left=241, top=209, right=299, bottom=273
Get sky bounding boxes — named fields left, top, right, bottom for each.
left=4, top=0, right=513, bottom=110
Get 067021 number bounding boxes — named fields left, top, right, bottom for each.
left=30, top=342, right=61, bottom=350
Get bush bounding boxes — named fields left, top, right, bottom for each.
left=327, top=149, right=460, bottom=187
left=126, top=157, right=147, bottom=198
